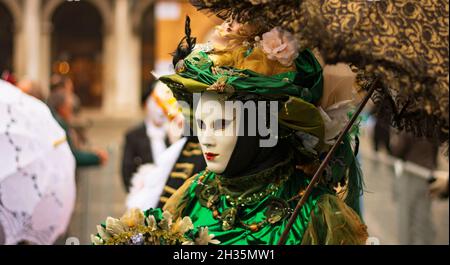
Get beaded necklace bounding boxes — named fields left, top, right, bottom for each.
left=194, top=156, right=303, bottom=232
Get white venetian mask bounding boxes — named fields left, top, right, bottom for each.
left=145, top=82, right=176, bottom=127
left=194, top=92, right=240, bottom=174
left=146, top=97, right=166, bottom=127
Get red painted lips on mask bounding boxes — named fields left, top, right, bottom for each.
left=205, top=152, right=219, bottom=161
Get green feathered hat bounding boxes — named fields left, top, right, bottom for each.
left=160, top=17, right=326, bottom=152
left=159, top=17, right=364, bottom=214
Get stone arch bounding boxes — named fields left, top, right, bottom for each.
left=46, top=0, right=109, bottom=108
left=42, top=0, right=113, bottom=34
left=0, top=0, right=22, bottom=31
left=134, top=0, right=157, bottom=96
left=131, top=0, right=155, bottom=34
left=0, top=0, right=20, bottom=75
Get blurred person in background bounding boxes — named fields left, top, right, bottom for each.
left=391, top=131, right=443, bottom=244
left=17, top=79, right=45, bottom=101
left=50, top=75, right=91, bottom=154
left=121, top=81, right=173, bottom=192
left=125, top=81, right=206, bottom=210
left=429, top=170, right=449, bottom=199
left=50, top=74, right=81, bottom=110
left=47, top=88, right=108, bottom=167
left=371, top=106, right=392, bottom=154
left=391, top=131, right=440, bottom=170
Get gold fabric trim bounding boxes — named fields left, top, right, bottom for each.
left=163, top=186, right=177, bottom=195
left=170, top=163, right=195, bottom=180
left=170, top=172, right=188, bottom=180
left=163, top=176, right=196, bottom=218
left=182, top=143, right=203, bottom=157
left=160, top=196, right=169, bottom=203
left=53, top=136, right=67, bottom=148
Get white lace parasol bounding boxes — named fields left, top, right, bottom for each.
left=0, top=80, right=76, bottom=245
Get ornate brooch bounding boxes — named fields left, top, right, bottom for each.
left=207, top=76, right=235, bottom=93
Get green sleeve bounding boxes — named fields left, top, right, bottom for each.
left=73, top=150, right=101, bottom=167
left=53, top=113, right=100, bottom=167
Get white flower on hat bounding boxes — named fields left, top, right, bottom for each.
left=261, top=27, right=299, bottom=66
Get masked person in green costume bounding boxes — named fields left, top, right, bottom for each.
left=91, top=16, right=369, bottom=246
left=156, top=17, right=369, bottom=245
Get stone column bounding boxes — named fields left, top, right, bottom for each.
left=23, top=0, right=41, bottom=82
left=104, top=0, right=140, bottom=117
left=12, top=18, right=25, bottom=80
left=40, top=19, right=52, bottom=98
